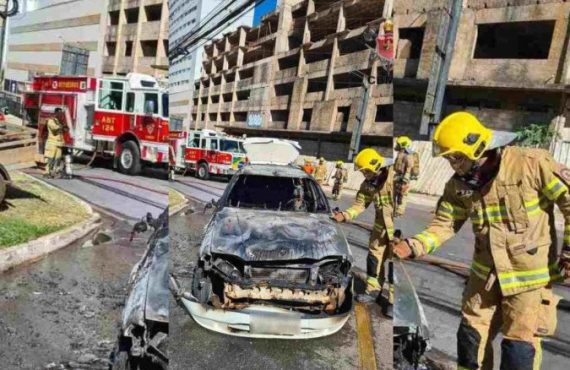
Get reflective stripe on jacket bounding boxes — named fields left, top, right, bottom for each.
left=344, top=167, right=395, bottom=239
left=408, top=147, right=568, bottom=296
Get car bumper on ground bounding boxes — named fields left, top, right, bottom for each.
left=181, top=297, right=350, bottom=339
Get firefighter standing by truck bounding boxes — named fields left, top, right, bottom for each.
left=332, top=161, right=348, bottom=201
left=314, top=157, right=328, bottom=185
left=393, top=112, right=568, bottom=370
left=332, top=148, right=395, bottom=303
left=44, top=108, right=65, bottom=178
left=394, top=136, right=419, bottom=217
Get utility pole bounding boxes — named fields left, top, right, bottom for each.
left=348, top=77, right=371, bottom=161
left=419, top=0, right=462, bottom=137
left=0, top=1, right=9, bottom=86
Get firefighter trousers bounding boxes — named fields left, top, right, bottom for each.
left=366, top=225, right=392, bottom=294
left=394, top=181, right=410, bottom=217
left=332, top=182, right=343, bottom=200
left=457, top=275, right=559, bottom=370
left=44, top=143, right=62, bottom=176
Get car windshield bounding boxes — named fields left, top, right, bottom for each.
left=224, top=174, right=329, bottom=213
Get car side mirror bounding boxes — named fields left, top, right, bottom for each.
left=144, top=100, right=155, bottom=115
left=203, top=198, right=218, bottom=213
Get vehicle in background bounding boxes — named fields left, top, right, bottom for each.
left=111, top=209, right=169, bottom=370
left=176, top=139, right=354, bottom=339
left=23, top=73, right=169, bottom=175
left=169, top=129, right=246, bottom=180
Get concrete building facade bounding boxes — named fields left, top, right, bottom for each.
left=191, top=0, right=394, bottom=159
left=169, top=0, right=254, bottom=130
left=102, top=0, right=168, bottom=79
left=393, top=0, right=570, bottom=139
left=3, top=0, right=108, bottom=94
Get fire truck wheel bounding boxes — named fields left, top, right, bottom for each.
left=0, top=178, right=6, bottom=204
left=197, top=162, right=210, bottom=180
left=118, top=141, right=141, bottom=176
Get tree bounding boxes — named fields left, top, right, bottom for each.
left=515, top=123, right=559, bottom=148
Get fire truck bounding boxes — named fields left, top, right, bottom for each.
left=169, top=129, right=247, bottom=180
left=23, top=73, right=169, bottom=175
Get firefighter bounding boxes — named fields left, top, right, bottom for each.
left=302, top=159, right=315, bottom=176
left=314, top=157, right=328, bottom=185
left=332, top=148, right=395, bottom=303
left=384, top=19, right=394, bottom=33
left=44, top=108, right=65, bottom=178
left=393, top=136, right=414, bottom=217
left=392, top=112, right=568, bottom=370
left=332, top=161, right=347, bottom=201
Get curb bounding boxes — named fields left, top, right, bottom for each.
left=169, top=188, right=189, bottom=216
left=0, top=173, right=101, bottom=273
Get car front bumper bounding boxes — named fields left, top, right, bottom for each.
left=181, top=297, right=350, bottom=339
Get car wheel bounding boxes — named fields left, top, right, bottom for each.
left=196, top=162, right=209, bottom=180
left=118, top=141, right=141, bottom=175
left=0, top=178, right=6, bottom=204
left=111, top=349, right=140, bottom=370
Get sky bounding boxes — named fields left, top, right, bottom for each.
left=253, top=0, right=278, bottom=27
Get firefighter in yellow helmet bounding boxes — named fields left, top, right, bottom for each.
left=314, top=157, right=328, bottom=185
left=44, top=108, right=65, bottom=178
left=394, top=136, right=415, bottom=217
left=393, top=112, right=568, bottom=370
left=332, top=148, right=395, bottom=303
left=383, top=19, right=393, bottom=33
left=332, top=160, right=348, bottom=201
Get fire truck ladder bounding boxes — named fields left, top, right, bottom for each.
left=419, top=0, right=463, bottom=137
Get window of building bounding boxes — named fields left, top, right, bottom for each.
left=375, top=104, right=393, bottom=122
left=140, top=40, right=158, bottom=57
left=125, top=8, right=139, bottom=23
left=106, top=42, right=116, bottom=57
left=109, top=11, right=120, bottom=26
left=145, top=4, right=162, bottom=21
left=125, top=41, right=133, bottom=57
left=398, top=27, right=425, bottom=59
left=60, top=44, right=89, bottom=76
left=474, top=21, right=555, bottom=59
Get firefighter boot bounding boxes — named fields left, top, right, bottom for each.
left=356, top=276, right=382, bottom=303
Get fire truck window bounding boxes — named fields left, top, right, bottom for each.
left=162, top=94, right=169, bottom=117
left=190, top=136, right=200, bottom=148
left=210, top=140, right=218, bottom=150
left=98, top=80, right=124, bottom=111
left=126, top=92, right=135, bottom=112
left=144, top=93, right=159, bottom=114
left=220, top=140, right=242, bottom=153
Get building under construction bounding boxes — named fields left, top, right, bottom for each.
left=394, top=0, right=570, bottom=138
left=190, top=0, right=394, bottom=159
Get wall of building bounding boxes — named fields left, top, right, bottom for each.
left=102, top=0, right=168, bottom=79
left=4, top=0, right=107, bottom=91
left=190, top=0, right=393, bottom=159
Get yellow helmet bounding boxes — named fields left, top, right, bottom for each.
left=336, top=160, right=344, bottom=167
left=433, top=112, right=493, bottom=161
left=319, top=157, right=325, bottom=162
left=354, top=148, right=384, bottom=172
left=396, top=136, right=412, bottom=149
left=383, top=20, right=393, bottom=32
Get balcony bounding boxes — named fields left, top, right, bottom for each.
left=140, top=21, right=161, bottom=41
left=236, top=77, right=253, bottom=90
left=122, top=24, right=139, bottom=40
left=138, top=57, right=156, bottom=68
left=274, top=67, right=297, bottom=81
left=103, top=56, right=115, bottom=73
left=117, top=57, right=134, bottom=74
left=106, top=25, right=119, bottom=41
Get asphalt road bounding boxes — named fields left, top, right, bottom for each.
left=26, top=164, right=169, bottom=222
left=394, top=198, right=570, bottom=369
left=169, top=176, right=393, bottom=369
left=0, top=162, right=169, bottom=369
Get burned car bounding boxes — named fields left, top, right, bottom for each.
left=0, top=163, right=11, bottom=204
left=184, top=162, right=354, bottom=339
left=112, top=209, right=169, bottom=369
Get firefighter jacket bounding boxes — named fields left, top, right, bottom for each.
left=333, top=168, right=346, bottom=185
left=343, top=166, right=395, bottom=239
left=394, top=151, right=413, bottom=183
left=45, top=117, right=64, bottom=157
left=408, top=147, right=567, bottom=296
left=315, top=163, right=327, bottom=181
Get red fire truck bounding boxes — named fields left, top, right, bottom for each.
left=169, top=129, right=247, bottom=180
left=23, top=73, right=169, bottom=175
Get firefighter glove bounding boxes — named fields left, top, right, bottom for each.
left=393, top=239, right=414, bottom=259
left=332, top=210, right=346, bottom=223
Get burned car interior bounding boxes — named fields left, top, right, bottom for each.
left=225, top=173, right=328, bottom=213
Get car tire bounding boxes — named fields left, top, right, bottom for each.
left=111, top=349, right=140, bottom=370
left=118, top=141, right=141, bottom=176
left=0, top=178, right=6, bottom=204
left=196, top=162, right=210, bottom=180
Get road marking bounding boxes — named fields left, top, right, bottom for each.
left=355, top=302, right=378, bottom=370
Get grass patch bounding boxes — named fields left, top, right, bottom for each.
left=0, top=172, right=90, bottom=248
left=169, top=189, right=187, bottom=209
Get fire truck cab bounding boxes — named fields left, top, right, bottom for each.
left=170, top=129, right=246, bottom=180
left=23, top=73, right=169, bottom=175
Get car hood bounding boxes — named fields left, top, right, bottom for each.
left=202, top=207, right=352, bottom=262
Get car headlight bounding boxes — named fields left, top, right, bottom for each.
left=213, top=258, right=242, bottom=280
